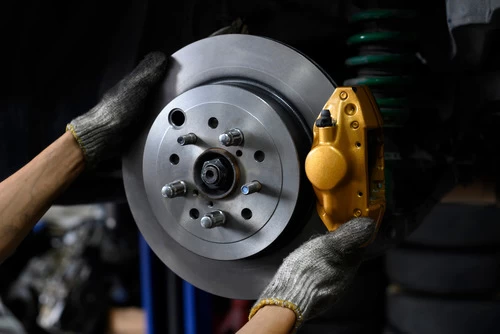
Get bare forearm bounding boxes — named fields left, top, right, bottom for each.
left=0, top=131, right=85, bottom=262
left=236, top=306, right=296, bottom=334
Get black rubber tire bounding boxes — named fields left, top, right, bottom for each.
left=382, top=327, right=403, bottom=334
left=406, top=203, right=500, bottom=247
left=385, top=247, right=500, bottom=294
left=386, top=289, right=500, bottom=334
left=299, top=320, right=376, bottom=334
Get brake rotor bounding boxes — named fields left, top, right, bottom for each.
left=122, top=34, right=336, bottom=299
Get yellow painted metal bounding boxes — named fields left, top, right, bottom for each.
left=305, top=86, right=385, bottom=241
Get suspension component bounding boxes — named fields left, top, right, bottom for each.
left=344, top=8, right=422, bottom=213
left=344, top=9, right=420, bottom=128
left=305, top=86, right=385, bottom=237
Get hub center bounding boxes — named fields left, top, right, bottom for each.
left=194, top=148, right=239, bottom=199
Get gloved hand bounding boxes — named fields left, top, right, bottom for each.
left=66, top=51, right=168, bottom=169
left=248, top=217, right=375, bottom=332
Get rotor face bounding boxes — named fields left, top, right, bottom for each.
left=122, top=34, right=336, bottom=299
left=143, top=84, right=306, bottom=260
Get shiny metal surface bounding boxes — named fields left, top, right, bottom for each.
left=177, top=133, right=197, bottom=146
left=122, top=34, right=336, bottom=299
left=161, top=180, right=187, bottom=198
left=143, top=84, right=304, bottom=259
left=241, top=181, right=262, bottom=195
left=200, top=210, right=226, bottom=229
left=219, top=128, right=244, bottom=146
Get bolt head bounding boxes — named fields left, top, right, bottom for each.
left=219, top=133, right=231, bottom=146
left=161, top=185, right=173, bottom=198
left=353, top=209, right=362, bottom=217
left=200, top=216, right=213, bottom=228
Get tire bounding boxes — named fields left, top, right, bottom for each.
left=386, top=289, right=500, bottom=334
left=385, top=247, right=500, bottom=294
left=299, top=320, right=376, bottom=334
left=406, top=204, right=500, bottom=247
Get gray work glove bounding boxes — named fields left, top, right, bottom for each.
left=66, top=51, right=168, bottom=169
left=249, top=217, right=375, bottom=332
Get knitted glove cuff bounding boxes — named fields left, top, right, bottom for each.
left=66, top=118, right=117, bottom=169
left=248, top=259, right=325, bottom=332
left=247, top=218, right=375, bottom=332
left=249, top=298, right=303, bottom=333
left=66, top=111, right=116, bottom=169
left=65, top=51, right=167, bottom=169
left=66, top=123, right=88, bottom=160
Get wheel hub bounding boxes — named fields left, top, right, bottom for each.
left=142, top=82, right=309, bottom=260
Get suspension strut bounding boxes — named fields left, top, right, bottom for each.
left=344, top=8, right=421, bottom=212
left=344, top=8, right=420, bottom=127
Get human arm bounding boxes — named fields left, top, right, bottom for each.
left=0, top=132, right=85, bottom=262
left=0, top=52, right=167, bottom=263
left=236, top=305, right=295, bottom=334
left=237, top=217, right=375, bottom=333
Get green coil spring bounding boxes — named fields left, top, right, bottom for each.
left=344, top=9, right=420, bottom=128
left=344, top=8, right=422, bottom=212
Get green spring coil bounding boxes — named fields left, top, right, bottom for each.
left=344, top=9, right=420, bottom=128
left=344, top=9, right=421, bottom=211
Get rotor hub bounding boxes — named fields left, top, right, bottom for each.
left=142, top=82, right=308, bottom=259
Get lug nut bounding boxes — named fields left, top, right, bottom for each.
left=177, top=133, right=197, bottom=146
left=200, top=210, right=226, bottom=229
left=219, top=128, right=244, bottom=146
left=201, top=159, right=228, bottom=188
left=241, top=181, right=262, bottom=195
left=161, top=180, right=187, bottom=198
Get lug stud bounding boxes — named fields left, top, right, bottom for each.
left=177, top=133, right=197, bottom=146
left=161, top=180, right=187, bottom=198
left=200, top=210, right=226, bottom=229
left=219, top=128, right=244, bottom=146
left=241, top=181, right=262, bottom=195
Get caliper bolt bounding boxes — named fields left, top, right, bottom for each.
left=177, top=133, right=197, bottom=146
left=200, top=210, right=226, bottom=229
left=315, top=109, right=335, bottom=127
left=241, top=181, right=262, bottom=195
left=161, top=180, right=187, bottom=198
left=219, top=128, right=244, bottom=146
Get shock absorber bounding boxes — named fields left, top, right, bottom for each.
left=344, top=8, right=420, bottom=128
left=344, top=8, right=422, bottom=213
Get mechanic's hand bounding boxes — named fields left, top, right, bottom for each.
left=249, top=217, right=375, bottom=332
left=66, top=51, right=167, bottom=169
